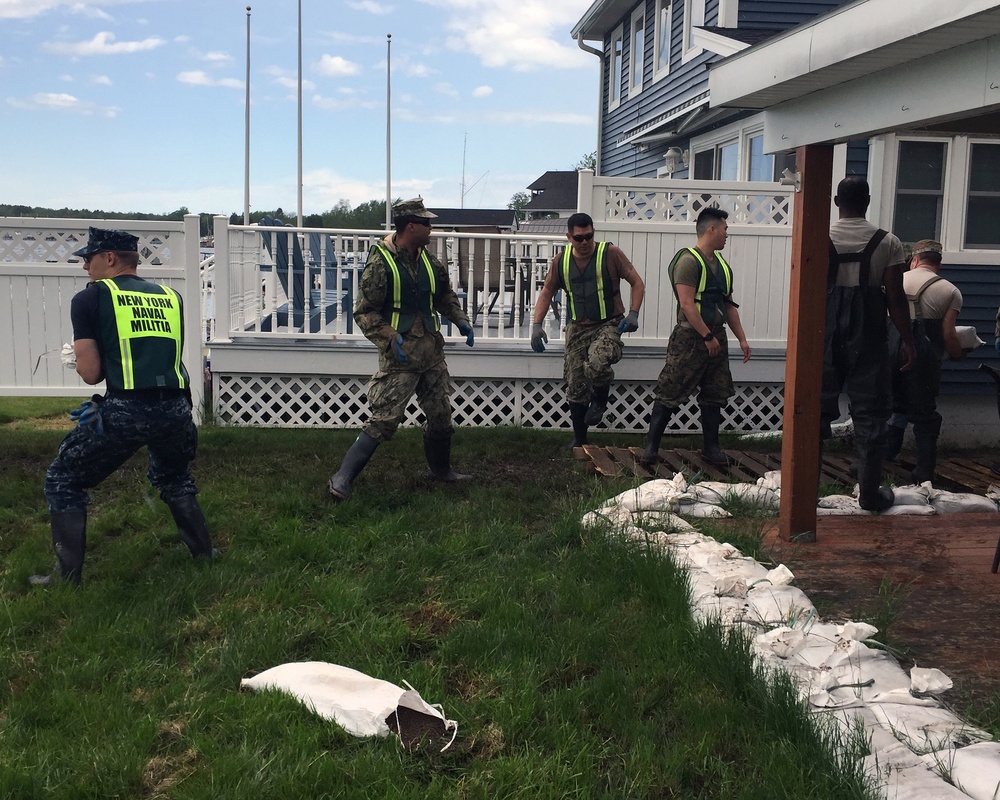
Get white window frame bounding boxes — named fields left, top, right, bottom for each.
left=609, top=24, right=624, bottom=112
left=690, top=115, right=780, bottom=180
left=876, top=132, right=1000, bottom=261
left=682, top=0, right=706, bottom=63
left=717, top=0, right=738, bottom=28
left=629, top=6, right=645, bottom=99
left=653, top=0, right=673, bottom=83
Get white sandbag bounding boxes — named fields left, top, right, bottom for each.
left=956, top=325, right=984, bottom=350
left=241, top=662, right=457, bottom=750
left=631, top=510, right=698, bottom=533
left=868, top=703, right=992, bottom=756
left=677, top=500, right=732, bottom=518
left=755, top=626, right=806, bottom=659
left=927, top=488, right=998, bottom=514
left=875, top=761, right=977, bottom=800
left=581, top=506, right=632, bottom=529
left=743, top=584, right=816, bottom=626
left=612, top=475, right=688, bottom=512
left=882, top=504, right=937, bottom=516
left=949, top=742, right=1000, bottom=800
left=757, top=470, right=781, bottom=492
left=817, top=494, right=871, bottom=515
left=764, top=564, right=795, bottom=586
left=241, top=662, right=408, bottom=738
left=910, top=667, right=953, bottom=696
left=839, top=621, right=879, bottom=642
left=890, top=485, right=932, bottom=505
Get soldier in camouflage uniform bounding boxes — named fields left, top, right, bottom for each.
left=640, top=208, right=752, bottom=468
left=31, top=228, right=216, bottom=587
left=328, top=197, right=475, bottom=501
left=530, top=212, right=645, bottom=447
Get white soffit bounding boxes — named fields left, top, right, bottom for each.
left=708, top=0, right=1000, bottom=110
left=762, top=36, right=1000, bottom=151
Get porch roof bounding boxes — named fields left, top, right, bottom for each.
left=707, top=0, right=1000, bottom=150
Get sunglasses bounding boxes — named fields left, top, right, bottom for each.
left=571, top=232, right=595, bottom=243
left=410, top=218, right=432, bottom=227
left=83, top=251, right=106, bottom=264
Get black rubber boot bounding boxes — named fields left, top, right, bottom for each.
left=584, top=384, right=611, bottom=427
left=29, top=509, right=88, bottom=587
left=857, top=458, right=894, bottom=512
left=166, top=494, right=217, bottom=559
left=911, top=430, right=939, bottom=485
left=639, top=403, right=675, bottom=467
left=566, top=402, right=589, bottom=449
left=424, top=432, right=471, bottom=482
left=700, top=405, right=730, bottom=466
left=884, top=424, right=905, bottom=463
left=328, top=432, right=380, bottom=501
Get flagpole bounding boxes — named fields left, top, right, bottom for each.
left=385, top=33, right=392, bottom=231
left=296, top=0, right=303, bottom=228
left=243, top=6, right=251, bottom=225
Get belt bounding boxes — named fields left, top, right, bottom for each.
left=107, top=387, right=186, bottom=401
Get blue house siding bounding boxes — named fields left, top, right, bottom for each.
left=737, top=0, right=850, bottom=29
left=940, top=265, right=1000, bottom=395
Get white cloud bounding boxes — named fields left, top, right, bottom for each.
left=393, top=55, right=433, bottom=79
left=472, top=85, right=492, bottom=98
left=272, top=76, right=317, bottom=92
left=6, top=92, right=119, bottom=117
left=202, top=51, right=233, bottom=65
left=347, top=0, right=392, bottom=15
left=314, top=55, right=361, bottom=78
left=41, top=31, right=166, bottom=57
left=434, top=82, right=459, bottom=98
left=177, top=71, right=244, bottom=89
left=92, top=75, right=112, bottom=85
left=422, top=0, right=591, bottom=71
left=0, top=0, right=141, bottom=20
left=311, top=94, right=378, bottom=111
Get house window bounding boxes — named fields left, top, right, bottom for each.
left=629, top=6, right=645, bottom=98
left=965, top=142, right=1000, bottom=248
left=692, top=140, right=737, bottom=179
left=691, top=119, right=794, bottom=182
left=682, top=0, right=706, bottom=61
left=653, top=0, right=672, bottom=81
left=747, top=133, right=795, bottom=182
left=609, top=25, right=624, bottom=111
left=893, top=139, right=946, bottom=244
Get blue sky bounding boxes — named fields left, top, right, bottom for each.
left=1, top=0, right=599, bottom=216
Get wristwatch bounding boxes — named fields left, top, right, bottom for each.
left=702, top=331, right=716, bottom=341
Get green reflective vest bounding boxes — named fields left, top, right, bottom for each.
left=668, top=247, right=733, bottom=327
left=98, top=277, right=188, bottom=390
left=558, top=242, right=616, bottom=322
left=374, top=245, right=441, bottom=334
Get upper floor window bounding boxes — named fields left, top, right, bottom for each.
left=682, top=0, right=706, bottom=62
left=965, top=142, right=1000, bottom=248
left=653, top=0, right=672, bottom=81
left=609, top=25, right=624, bottom=111
left=629, top=6, right=645, bottom=98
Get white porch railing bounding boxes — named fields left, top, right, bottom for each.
left=205, top=178, right=795, bottom=432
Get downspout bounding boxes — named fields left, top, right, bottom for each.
left=577, top=34, right=604, bottom=175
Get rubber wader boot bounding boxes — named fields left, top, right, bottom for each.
left=166, top=494, right=217, bottom=559
left=857, top=460, right=894, bottom=512
left=565, top=402, right=589, bottom=449
left=584, top=384, right=611, bottom=427
left=424, top=432, right=471, bottom=482
left=700, top=405, right=730, bottom=466
left=29, top=509, right=88, bottom=587
left=328, top=432, right=380, bottom=501
left=911, top=432, right=938, bottom=485
left=884, top=424, right=905, bottom=464
left=639, top=403, right=675, bottom=467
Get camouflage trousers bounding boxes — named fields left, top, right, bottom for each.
left=654, top=325, right=734, bottom=408
left=362, top=354, right=454, bottom=442
left=562, top=318, right=624, bottom=405
left=45, top=392, right=199, bottom=512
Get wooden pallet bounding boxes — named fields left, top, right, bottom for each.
left=574, top=446, right=1000, bottom=494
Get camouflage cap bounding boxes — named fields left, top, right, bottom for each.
left=72, top=226, right=139, bottom=258
left=912, top=239, right=943, bottom=257
left=392, top=196, right=437, bottom=220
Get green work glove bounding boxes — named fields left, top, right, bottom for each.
left=617, top=310, right=639, bottom=333
left=530, top=323, right=548, bottom=353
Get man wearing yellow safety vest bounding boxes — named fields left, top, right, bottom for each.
left=328, top=197, right=475, bottom=501
left=530, top=212, right=645, bottom=448
left=32, top=227, right=217, bottom=586
left=640, top=207, right=752, bottom=468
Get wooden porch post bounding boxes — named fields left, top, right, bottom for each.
left=778, top=144, right=833, bottom=542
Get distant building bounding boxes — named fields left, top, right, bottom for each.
left=427, top=208, right=518, bottom=234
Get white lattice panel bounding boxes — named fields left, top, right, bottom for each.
left=0, top=223, right=183, bottom=266
left=214, top=372, right=785, bottom=434
left=603, top=188, right=792, bottom=226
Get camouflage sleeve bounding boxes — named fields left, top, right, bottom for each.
left=353, top=248, right=392, bottom=344
left=430, top=253, right=471, bottom=328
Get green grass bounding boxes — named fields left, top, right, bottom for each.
left=1, top=402, right=877, bottom=799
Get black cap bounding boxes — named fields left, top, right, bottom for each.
left=72, top=226, right=139, bottom=258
